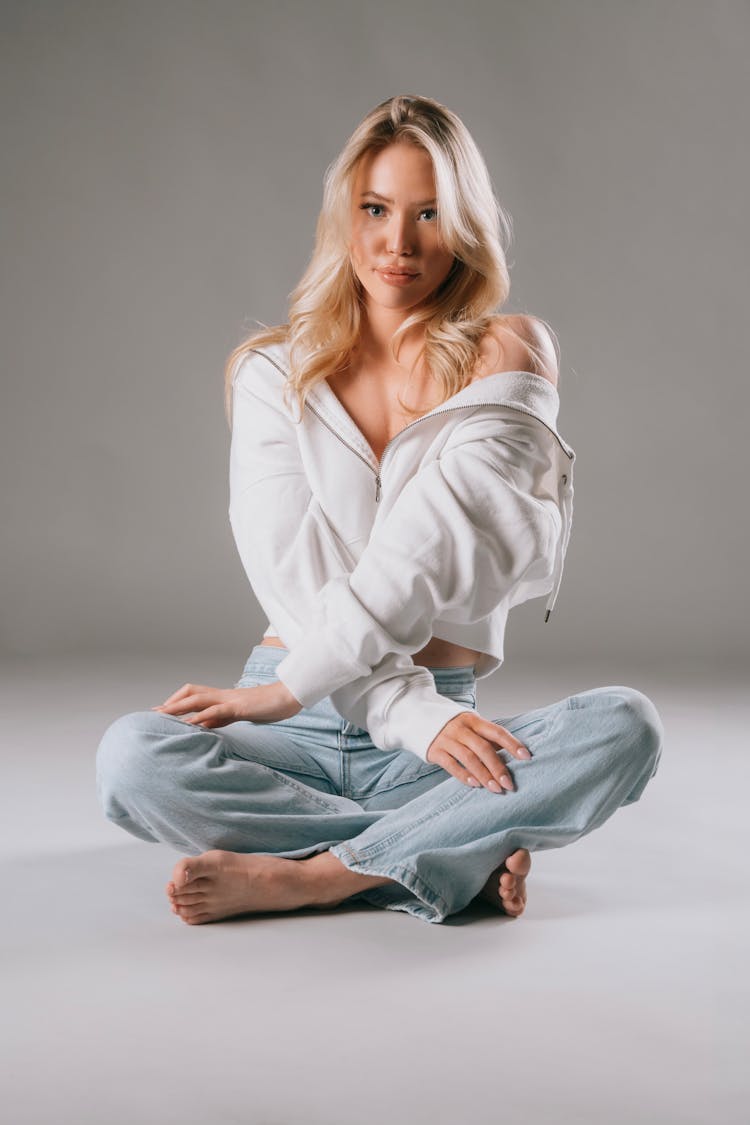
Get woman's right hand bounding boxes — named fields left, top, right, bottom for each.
left=425, top=712, right=532, bottom=793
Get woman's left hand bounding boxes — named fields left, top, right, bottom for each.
left=152, top=680, right=302, bottom=728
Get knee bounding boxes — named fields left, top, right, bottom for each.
left=95, top=710, right=197, bottom=816
left=95, top=710, right=152, bottom=814
left=600, top=686, right=664, bottom=775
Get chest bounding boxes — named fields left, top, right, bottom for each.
left=326, top=367, right=440, bottom=463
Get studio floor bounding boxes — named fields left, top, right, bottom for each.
left=2, top=652, right=746, bottom=1125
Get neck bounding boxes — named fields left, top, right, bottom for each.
left=357, top=301, right=424, bottom=367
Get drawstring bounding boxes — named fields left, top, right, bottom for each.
left=544, top=459, right=575, bottom=622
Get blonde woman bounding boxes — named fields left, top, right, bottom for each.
left=96, top=95, right=663, bottom=926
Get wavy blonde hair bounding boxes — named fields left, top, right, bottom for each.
left=224, top=93, right=557, bottom=426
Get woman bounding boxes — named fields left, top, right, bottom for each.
left=96, top=95, right=663, bottom=926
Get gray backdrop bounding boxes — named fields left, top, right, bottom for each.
left=2, top=0, right=748, bottom=674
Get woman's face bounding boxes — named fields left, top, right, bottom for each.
left=349, top=141, right=455, bottom=315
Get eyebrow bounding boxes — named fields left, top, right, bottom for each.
left=359, top=191, right=437, bottom=206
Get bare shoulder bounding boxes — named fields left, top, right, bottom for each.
left=472, top=314, right=559, bottom=387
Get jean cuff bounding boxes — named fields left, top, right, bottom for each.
left=329, top=842, right=450, bottom=923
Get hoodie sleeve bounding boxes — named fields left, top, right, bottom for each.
left=228, top=355, right=476, bottom=759
left=274, top=414, right=561, bottom=711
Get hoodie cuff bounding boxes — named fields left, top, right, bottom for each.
left=365, top=682, right=474, bottom=761
left=275, top=634, right=370, bottom=708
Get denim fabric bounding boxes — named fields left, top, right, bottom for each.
left=96, top=644, right=664, bottom=923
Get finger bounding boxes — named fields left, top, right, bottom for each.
left=158, top=693, right=219, bottom=718
left=440, top=733, right=514, bottom=792
left=476, top=718, right=532, bottom=759
left=155, top=695, right=203, bottom=716
left=430, top=739, right=496, bottom=789
left=157, top=683, right=215, bottom=708
left=427, top=748, right=480, bottom=788
left=431, top=747, right=501, bottom=792
left=184, top=706, right=230, bottom=729
left=156, top=684, right=198, bottom=707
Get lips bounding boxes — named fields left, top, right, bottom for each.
left=377, top=268, right=420, bottom=287
left=377, top=266, right=419, bottom=276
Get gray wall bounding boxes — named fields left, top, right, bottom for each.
left=2, top=0, right=748, bottom=673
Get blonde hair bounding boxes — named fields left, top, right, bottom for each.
left=224, top=93, right=556, bottom=426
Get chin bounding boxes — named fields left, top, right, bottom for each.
left=376, top=279, right=429, bottom=301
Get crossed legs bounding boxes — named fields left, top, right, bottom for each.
left=96, top=684, right=662, bottom=925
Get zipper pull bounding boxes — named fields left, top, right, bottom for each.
left=375, top=474, right=382, bottom=502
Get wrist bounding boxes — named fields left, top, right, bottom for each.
left=270, top=678, right=303, bottom=717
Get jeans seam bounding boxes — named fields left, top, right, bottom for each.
left=339, top=783, right=472, bottom=860
left=349, top=765, right=444, bottom=801
left=257, top=766, right=345, bottom=813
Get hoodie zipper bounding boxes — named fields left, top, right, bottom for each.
left=306, top=398, right=573, bottom=504
left=247, top=348, right=573, bottom=502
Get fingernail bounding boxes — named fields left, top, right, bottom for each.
left=500, top=775, right=514, bottom=791
left=467, top=777, right=481, bottom=787
left=487, top=780, right=502, bottom=793
left=517, top=747, right=532, bottom=759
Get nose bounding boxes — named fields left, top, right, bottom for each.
left=385, top=212, right=415, bottom=256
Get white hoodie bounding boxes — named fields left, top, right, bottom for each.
left=228, top=341, right=576, bottom=761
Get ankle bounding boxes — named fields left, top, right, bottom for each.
left=297, top=851, right=394, bottom=906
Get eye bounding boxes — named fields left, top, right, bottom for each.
left=360, top=203, right=385, bottom=218
left=419, top=208, right=438, bottom=221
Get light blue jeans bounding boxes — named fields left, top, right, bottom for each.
left=95, top=644, right=664, bottom=923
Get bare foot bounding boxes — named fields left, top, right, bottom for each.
left=165, top=850, right=323, bottom=925
left=478, top=848, right=531, bottom=917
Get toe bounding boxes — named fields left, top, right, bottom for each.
left=172, top=857, right=199, bottom=888
left=180, top=903, right=213, bottom=925
left=174, top=850, right=228, bottom=887
left=505, top=848, right=531, bottom=877
left=172, top=889, right=207, bottom=906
